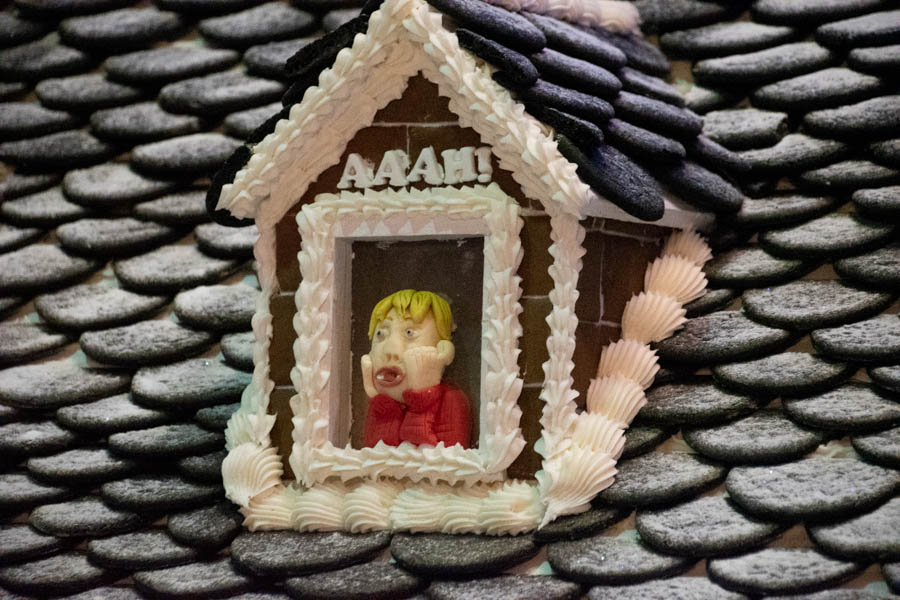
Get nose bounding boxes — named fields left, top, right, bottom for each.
left=383, top=331, right=403, bottom=362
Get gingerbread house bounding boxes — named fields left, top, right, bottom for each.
left=208, top=0, right=741, bottom=533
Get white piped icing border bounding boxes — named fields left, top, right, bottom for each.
left=288, top=184, right=526, bottom=487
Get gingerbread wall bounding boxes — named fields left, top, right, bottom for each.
left=266, top=74, right=669, bottom=479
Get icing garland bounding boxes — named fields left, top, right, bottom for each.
left=482, top=0, right=641, bottom=33
left=536, top=228, right=711, bottom=525
left=288, top=184, right=526, bottom=487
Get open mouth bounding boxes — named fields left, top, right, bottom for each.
left=375, top=366, right=405, bottom=387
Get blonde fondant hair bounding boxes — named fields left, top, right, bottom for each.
left=368, top=289, right=453, bottom=341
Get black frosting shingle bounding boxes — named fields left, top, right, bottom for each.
left=283, top=562, right=424, bottom=600
left=852, top=187, right=900, bottom=218
left=0, top=37, right=95, bottom=82
left=808, top=497, right=900, bottom=562
left=604, top=119, right=685, bottom=164
left=0, top=552, right=123, bottom=597
left=131, top=133, right=244, bottom=178
left=174, top=283, right=257, bottom=332
left=167, top=501, right=243, bottom=551
left=35, top=283, right=169, bottom=332
left=101, top=474, right=223, bottom=513
left=656, top=310, right=795, bottom=366
left=63, top=163, right=185, bottom=208
left=30, top=496, right=150, bottom=538
left=596, top=451, right=726, bottom=508
left=244, top=38, right=317, bottom=80
left=108, top=423, right=224, bottom=459
left=702, top=108, right=788, bottom=151
left=522, top=12, right=625, bottom=69
left=391, top=533, right=537, bottom=577
left=661, top=21, right=798, bottom=59
left=90, top=102, right=205, bottom=144
left=424, top=0, right=545, bottom=53
left=0, top=420, right=81, bottom=459
left=795, top=159, right=900, bottom=193
left=0, top=320, right=70, bottom=367
left=133, top=558, right=254, bottom=599
left=726, top=457, right=900, bottom=521
left=834, top=242, right=900, bottom=290
left=751, top=0, right=894, bottom=26
left=640, top=379, right=759, bottom=427
left=0, top=130, right=117, bottom=172
left=79, top=319, right=215, bottom=367
left=804, top=95, right=900, bottom=141
left=848, top=43, right=900, bottom=75
left=707, top=548, right=864, bottom=596
left=751, top=67, right=886, bottom=112
left=59, top=8, right=186, bottom=53
left=727, top=193, right=837, bottom=230
left=0, top=243, right=102, bottom=295
left=712, top=352, right=854, bottom=397
left=852, top=426, right=900, bottom=469
left=635, top=495, right=782, bottom=557
left=0, top=524, right=70, bottom=565
left=0, top=13, right=55, bottom=49
left=56, top=393, right=171, bottom=436
left=742, top=280, right=895, bottom=331
left=232, top=531, right=391, bottom=577
left=105, top=46, right=241, bottom=87
left=114, top=244, right=242, bottom=293
left=159, top=72, right=285, bottom=117
left=811, top=314, right=900, bottom=364
left=0, top=102, right=81, bottom=141
left=430, top=576, right=581, bottom=600
left=89, top=530, right=202, bottom=570
left=131, top=357, right=252, bottom=409
left=199, top=4, right=317, bottom=50
left=528, top=48, right=619, bottom=97
left=738, top=133, right=849, bottom=176
left=547, top=534, right=695, bottom=585
left=759, top=213, right=896, bottom=260
left=782, top=382, right=900, bottom=433
left=816, top=9, right=900, bottom=48
left=27, top=448, right=138, bottom=486
left=693, top=42, right=837, bottom=87
left=556, top=136, right=664, bottom=221
left=633, top=0, right=743, bottom=34
left=134, top=189, right=214, bottom=226
left=683, top=409, right=827, bottom=464
left=589, top=578, right=745, bottom=600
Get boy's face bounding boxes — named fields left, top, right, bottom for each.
left=366, top=307, right=445, bottom=400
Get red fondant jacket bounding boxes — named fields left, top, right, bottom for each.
left=364, top=383, right=471, bottom=448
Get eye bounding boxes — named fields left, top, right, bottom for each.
left=405, top=328, right=415, bottom=338
left=375, top=329, right=386, bottom=341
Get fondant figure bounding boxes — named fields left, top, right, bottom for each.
left=361, top=289, right=471, bottom=448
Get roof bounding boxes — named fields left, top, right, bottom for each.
left=0, top=0, right=898, bottom=598
left=205, top=0, right=745, bottom=228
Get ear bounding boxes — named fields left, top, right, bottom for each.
left=437, top=339, right=455, bottom=366
left=361, top=354, right=378, bottom=397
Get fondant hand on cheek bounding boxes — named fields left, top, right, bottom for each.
left=403, top=340, right=454, bottom=391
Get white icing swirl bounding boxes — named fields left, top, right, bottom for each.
left=293, top=482, right=347, bottom=531
left=538, top=446, right=617, bottom=526
left=571, top=412, right=625, bottom=458
left=596, top=339, right=660, bottom=390
left=222, top=443, right=283, bottom=507
left=621, top=291, right=687, bottom=344
left=241, top=485, right=296, bottom=531
left=587, top=374, right=646, bottom=424
left=343, top=481, right=403, bottom=533
left=644, top=255, right=708, bottom=304
left=663, top=228, right=712, bottom=265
